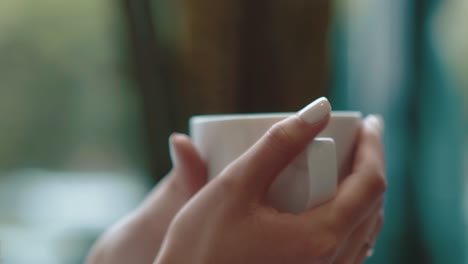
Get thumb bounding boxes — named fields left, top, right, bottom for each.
left=225, top=97, right=332, bottom=197
left=169, top=133, right=208, bottom=195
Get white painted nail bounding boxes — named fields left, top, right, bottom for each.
left=297, top=97, right=332, bottom=125
left=365, top=115, right=384, bottom=135
left=375, top=114, right=385, bottom=132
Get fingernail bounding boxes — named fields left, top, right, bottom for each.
left=297, top=97, right=332, bottom=125
left=169, top=133, right=179, bottom=167
left=365, top=115, right=385, bottom=135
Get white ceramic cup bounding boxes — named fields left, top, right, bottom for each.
left=190, top=112, right=362, bottom=213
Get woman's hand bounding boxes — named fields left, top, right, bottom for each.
left=86, top=134, right=208, bottom=264
left=155, top=98, right=386, bottom=264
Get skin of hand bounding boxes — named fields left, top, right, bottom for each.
left=154, top=99, right=386, bottom=264
left=86, top=134, right=208, bottom=264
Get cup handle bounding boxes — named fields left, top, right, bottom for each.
left=306, top=137, right=338, bottom=209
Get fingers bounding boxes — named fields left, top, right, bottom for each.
left=332, top=115, right=386, bottom=233
left=333, top=198, right=383, bottom=264
left=87, top=134, right=208, bottom=264
left=169, top=133, right=208, bottom=195
left=226, top=97, right=331, bottom=196
left=353, top=210, right=384, bottom=264
left=368, top=209, right=384, bottom=245
left=354, top=246, right=373, bottom=264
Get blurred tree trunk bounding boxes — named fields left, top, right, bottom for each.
left=182, top=0, right=330, bottom=113
left=238, top=0, right=330, bottom=111
left=123, top=0, right=331, bottom=180
left=122, top=0, right=175, bottom=181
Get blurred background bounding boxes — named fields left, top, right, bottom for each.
left=0, top=0, right=466, bottom=263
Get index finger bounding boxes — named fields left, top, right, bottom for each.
left=222, top=97, right=331, bottom=197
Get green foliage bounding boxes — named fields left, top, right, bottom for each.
left=0, top=0, right=145, bottom=171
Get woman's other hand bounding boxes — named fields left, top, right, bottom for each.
left=86, top=134, right=207, bottom=264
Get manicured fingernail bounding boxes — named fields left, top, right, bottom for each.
left=169, top=133, right=180, bottom=167
left=297, top=97, right=332, bottom=125
left=365, top=115, right=384, bottom=135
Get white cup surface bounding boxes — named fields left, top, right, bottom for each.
left=190, top=112, right=362, bottom=213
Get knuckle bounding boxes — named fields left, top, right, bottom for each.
left=201, top=176, right=246, bottom=214
left=310, top=229, right=341, bottom=261
left=369, top=169, right=387, bottom=194
left=331, top=204, right=353, bottom=229
left=265, top=121, right=302, bottom=156
left=302, top=219, right=342, bottom=261
left=218, top=176, right=239, bottom=192
left=216, top=175, right=244, bottom=197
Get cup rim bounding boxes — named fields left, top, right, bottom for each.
left=190, top=111, right=362, bottom=124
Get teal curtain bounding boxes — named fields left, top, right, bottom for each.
left=332, top=0, right=466, bottom=263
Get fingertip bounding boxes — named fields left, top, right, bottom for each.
left=364, top=115, right=384, bottom=137
left=169, top=132, right=208, bottom=193
left=354, top=115, right=385, bottom=170
left=297, top=97, right=332, bottom=125
left=169, top=132, right=190, bottom=146
left=169, top=133, right=187, bottom=167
